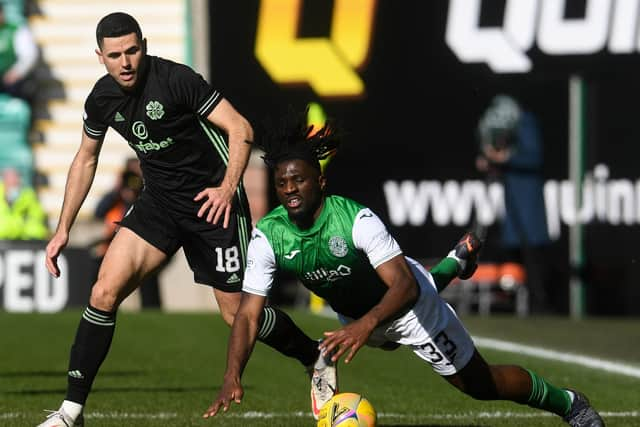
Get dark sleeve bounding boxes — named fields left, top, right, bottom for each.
left=83, top=89, right=108, bottom=140
left=168, top=63, right=223, bottom=118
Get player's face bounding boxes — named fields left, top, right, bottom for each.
left=96, top=33, right=146, bottom=89
left=274, top=159, right=326, bottom=227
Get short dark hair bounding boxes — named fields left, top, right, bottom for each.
left=96, top=12, right=143, bottom=47
left=258, top=106, right=342, bottom=172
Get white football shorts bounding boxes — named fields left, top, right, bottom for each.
left=337, top=256, right=475, bottom=376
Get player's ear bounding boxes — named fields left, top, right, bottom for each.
left=95, top=48, right=105, bottom=65
left=318, top=174, right=327, bottom=192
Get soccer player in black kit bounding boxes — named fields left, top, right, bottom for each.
left=38, top=12, right=334, bottom=427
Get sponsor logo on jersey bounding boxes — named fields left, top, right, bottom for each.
left=115, top=112, right=125, bottom=122
left=130, top=121, right=176, bottom=153
left=146, top=101, right=165, bottom=120
left=304, top=265, right=352, bottom=283
left=284, top=249, right=301, bottom=260
left=131, top=137, right=177, bottom=154
left=328, top=236, right=348, bottom=257
left=132, top=121, right=148, bottom=139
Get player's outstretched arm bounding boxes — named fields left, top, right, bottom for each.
left=203, top=292, right=265, bottom=418
left=195, top=99, right=254, bottom=228
left=320, top=255, right=419, bottom=364
left=46, top=133, right=104, bottom=277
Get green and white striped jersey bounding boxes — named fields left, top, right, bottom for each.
left=243, top=195, right=402, bottom=318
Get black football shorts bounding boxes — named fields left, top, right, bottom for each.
left=118, top=190, right=252, bottom=291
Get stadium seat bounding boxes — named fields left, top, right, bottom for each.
left=438, top=261, right=529, bottom=317
left=0, top=94, right=33, bottom=185
left=473, top=263, right=501, bottom=316
left=498, top=262, right=529, bottom=316
left=2, top=0, right=25, bottom=24
left=0, top=147, right=33, bottom=184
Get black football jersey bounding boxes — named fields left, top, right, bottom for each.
left=83, top=55, right=229, bottom=210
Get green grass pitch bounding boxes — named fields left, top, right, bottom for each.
left=1, top=310, right=639, bottom=426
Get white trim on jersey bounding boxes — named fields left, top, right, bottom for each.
left=83, top=123, right=104, bottom=138
left=242, top=228, right=276, bottom=296
left=197, top=91, right=221, bottom=116
left=352, top=208, right=403, bottom=268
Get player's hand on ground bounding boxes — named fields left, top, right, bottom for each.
left=194, top=185, right=234, bottom=228
left=203, top=378, right=244, bottom=418
left=320, top=318, right=374, bottom=364
left=45, top=231, right=69, bottom=278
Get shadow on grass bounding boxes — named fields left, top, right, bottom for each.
left=381, top=425, right=489, bottom=427
left=0, top=370, right=145, bottom=378
left=2, top=385, right=255, bottom=395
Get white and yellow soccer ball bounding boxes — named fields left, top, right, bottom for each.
left=317, top=392, right=377, bottom=427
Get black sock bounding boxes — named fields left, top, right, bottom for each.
left=66, top=305, right=117, bottom=404
left=257, top=306, right=319, bottom=367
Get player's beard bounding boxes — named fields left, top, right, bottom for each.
left=287, top=195, right=324, bottom=229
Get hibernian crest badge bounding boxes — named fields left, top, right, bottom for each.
left=328, top=236, right=348, bottom=257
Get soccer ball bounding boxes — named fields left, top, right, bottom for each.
left=317, top=392, right=377, bottom=427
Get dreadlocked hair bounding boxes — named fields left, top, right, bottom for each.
left=258, top=106, right=342, bottom=172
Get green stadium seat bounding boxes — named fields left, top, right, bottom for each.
left=2, top=0, right=25, bottom=24
left=0, top=93, right=30, bottom=134
left=0, top=93, right=33, bottom=184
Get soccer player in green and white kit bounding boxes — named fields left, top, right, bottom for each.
left=204, top=108, right=605, bottom=427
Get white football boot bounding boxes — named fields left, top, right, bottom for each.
left=310, top=350, right=338, bottom=420
left=36, top=409, right=84, bottom=427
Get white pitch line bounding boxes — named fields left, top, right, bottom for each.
left=473, top=336, right=640, bottom=379
left=380, top=411, right=640, bottom=419
left=82, top=410, right=639, bottom=419
left=3, top=410, right=638, bottom=420
left=86, top=412, right=178, bottom=419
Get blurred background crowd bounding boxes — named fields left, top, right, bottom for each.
left=1, top=0, right=639, bottom=318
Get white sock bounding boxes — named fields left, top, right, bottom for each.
left=566, top=390, right=575, bottom=403
left=61, top=400, right=83, bottom=421
left=314, top=353, right=329, bottom=370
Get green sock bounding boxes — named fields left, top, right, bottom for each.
left=526, top=369, right=572, bottom=416
left=429, top=257, right=459, bottom=292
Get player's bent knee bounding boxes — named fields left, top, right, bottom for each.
left=89, top=279, right=128, bottom=312
left=463, top=385, right=499, bottom=401
left=219, top=310, right=236, bottom=327
left=445, top=370, right=499, bottom=401
left=378, top=341, right=401, bottom=351
left=89, top=285, right=119, bottom=311
left=215, top=299, right=238, bottom=326
left=212, top=289, right=241, bottom=326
